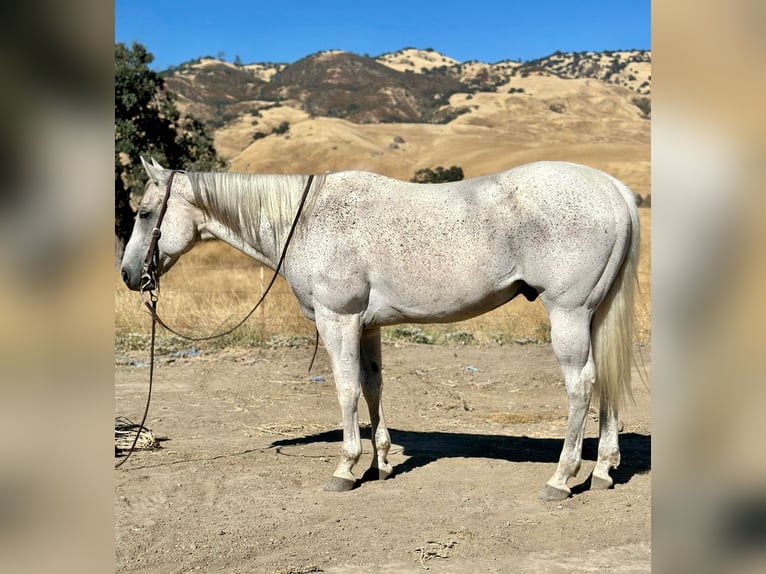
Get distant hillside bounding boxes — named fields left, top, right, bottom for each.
left=162, top=58, right=270, bottom=127
left=515, top=50, right=651, bottom=94
left=259, top=51, right=463, bottom=123
left=160, top=48, right=651, bottom=128
left=376, top=47, right=460, bottom=73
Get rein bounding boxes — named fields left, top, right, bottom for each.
left=146, top=173, right=316, bottom=342
left=116, top=171, right=318, bottom=468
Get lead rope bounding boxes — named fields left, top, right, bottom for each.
left=116, top=173, right=318, bottom=468
left=115, top=297, right=158, bottom=468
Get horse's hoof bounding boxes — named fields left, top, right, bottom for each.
left=323, top=476, right=357, bottom=492
left=539, top=483, right=571, bottom=501
left=590, top=473, right=613, bottom=490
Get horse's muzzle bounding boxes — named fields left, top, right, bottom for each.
left=120, top=266, right=148, bottom=291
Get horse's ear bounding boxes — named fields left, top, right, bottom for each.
left=150, top=157, right=166, bottom=171
left=141, top=156, right=162, bottom=184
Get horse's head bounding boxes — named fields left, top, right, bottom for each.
left=120, top=158, right=203, bottom=291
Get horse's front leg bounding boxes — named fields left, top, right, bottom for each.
left=315, top=306, right=364, bottom=492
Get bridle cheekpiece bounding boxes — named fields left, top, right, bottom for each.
left=139, top=170, right=179, bottom=299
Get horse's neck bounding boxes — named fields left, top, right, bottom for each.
left=203, top=220, right=281, bottom=269
left=195, top=173, right=301, bottom=271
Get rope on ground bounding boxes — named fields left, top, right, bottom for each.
left=115, top=416, right=156, bottom=453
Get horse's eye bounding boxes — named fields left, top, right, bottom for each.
left=138, top=210, right=151, bottom=220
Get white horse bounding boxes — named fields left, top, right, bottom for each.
left=121, top=158, right=640, bottom=500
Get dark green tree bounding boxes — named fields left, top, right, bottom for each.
left=410, top=165, right=464, bottom=184
left=115, top=41, right=224, bottom=254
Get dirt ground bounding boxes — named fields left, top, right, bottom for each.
left=115, top=340, right=651, bottom=573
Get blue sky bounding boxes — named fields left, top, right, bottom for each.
left=116, top=1, right=650, bottom=70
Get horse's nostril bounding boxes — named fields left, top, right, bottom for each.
left=121, top=268, right=130, bottom=285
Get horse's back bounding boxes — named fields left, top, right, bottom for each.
left=324, top=162, right=636, bottom=215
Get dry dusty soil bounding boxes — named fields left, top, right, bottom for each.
left=115, top=341, right=651, bottom=573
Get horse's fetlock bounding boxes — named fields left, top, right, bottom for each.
left=342, top=444, right=362, bottom=462
left=376, top=434, right=391, bottom=452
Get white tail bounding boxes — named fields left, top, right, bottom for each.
left=591, top=181, right=640, bottom=413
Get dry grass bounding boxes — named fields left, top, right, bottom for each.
left=115, top=240, right=315, bottom=349
left=115, top=206, right=650, bottom=350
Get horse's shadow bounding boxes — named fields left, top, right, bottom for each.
left=269, top=428, right=651, bottom=489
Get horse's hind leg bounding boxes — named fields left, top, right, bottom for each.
left=592, top=401, right=620, bottom=489
left=359, top=328, right=393, bottom=480
left=540, top=306, right=596, bottom=501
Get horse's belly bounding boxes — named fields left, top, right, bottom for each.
left=364, top=277, right=520, bottom=326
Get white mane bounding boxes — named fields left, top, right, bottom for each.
left=187, top=172, right=322, bottom=248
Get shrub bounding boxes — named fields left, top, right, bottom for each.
left=548, top=102, right=566, bottom=113
left=444, top=331, right=476, bottom=345
left=388, top=326, right=435, bottom=345
left=432, top=106, right=471, bottom=124
left=253, top=121, right=290, bottom=141
left=410, top=165, right=464, bottom=183
left=632, top=96, right=651, bottom=119
left=272, top=121, right=290, bottom=135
